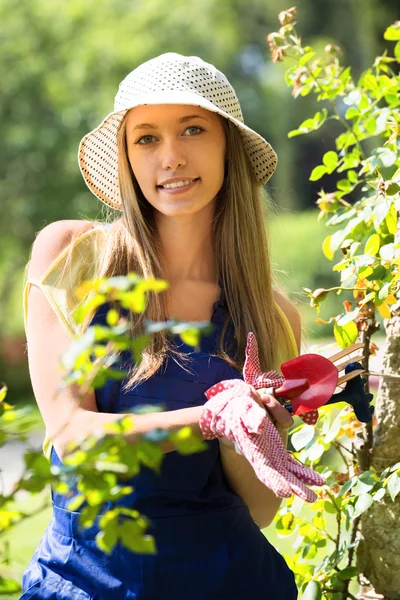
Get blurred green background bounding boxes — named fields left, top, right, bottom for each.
left=0, top=0, right=397, bottom=593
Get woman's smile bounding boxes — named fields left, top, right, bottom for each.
left=158, top=178, right=200, bottom=194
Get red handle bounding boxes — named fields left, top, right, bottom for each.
left=278, top=354, right=338, bottom=416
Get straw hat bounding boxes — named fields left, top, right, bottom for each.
left=78, top=52, right=277, bottom=211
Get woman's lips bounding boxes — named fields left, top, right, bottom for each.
left=158, top=178, right=200, bottom=194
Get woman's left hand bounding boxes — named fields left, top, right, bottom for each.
left=255, top=388, right=294, bottom=433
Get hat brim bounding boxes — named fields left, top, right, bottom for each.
left=78, top=90, right=277, bottom=211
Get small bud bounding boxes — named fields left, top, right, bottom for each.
left=313, top=288, right=329, bottom=301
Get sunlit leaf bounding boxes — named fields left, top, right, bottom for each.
left=334, top=320, right=358, bottom=349
left=364, top=234, right=380, bottom=256
left=309, top=165, right=327, bottom=181
left=322, top=235, right=334, bottom=260
left=301, top=580, right=322, bottom=600
left=384, top=23, right=400, bottom=41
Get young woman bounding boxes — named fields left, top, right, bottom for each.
left=21, top=53, right=301, bottom=599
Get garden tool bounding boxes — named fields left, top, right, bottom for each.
left=244, top=334, right=370, bottom=425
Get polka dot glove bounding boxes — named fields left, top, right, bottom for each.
left=244, top=332, right=319, bottom=426
left=200, top=379, right=325, bottom=502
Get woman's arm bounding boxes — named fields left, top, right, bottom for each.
left=25, top=221, right=209, bottom=460
left=218, top=291, right=302, bottom=529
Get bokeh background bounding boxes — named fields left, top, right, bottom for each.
left=0, top=0, right=398, bottom=591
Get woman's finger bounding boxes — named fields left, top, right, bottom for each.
left=257, top=389, right=294, bottom=429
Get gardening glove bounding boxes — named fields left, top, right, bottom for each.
left=200, top=378, right=326, bottom=503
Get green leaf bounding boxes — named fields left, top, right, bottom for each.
left=384, top=23, right=400, bottom=41
left=364, top=116, right=376, bottom=133
left=379, top=148, right=397, bottom=168
left=322, top=235, right=334, bottom=260
left=0, top=578, right=21, bottom=594
left=395, top=41, right=400, bottom=61
left=347, top=170, right=358, bottom=184
left=336, top=308, right=359, bottom=326
left=179, top=328, right=201, bottom=347
left=352, top=478, right=375, bottom=495
left=106, top=308, right=119, bottom=327
left=24, top=451, right=52, bottom=478
left=299, top=51, right=315, bottom=66
left=334, top=320, right=358, bottom=349
left=364, top=234, right=380, bottom=256
left=338, top=477, right=357, bottom=498
left=385, top=204, right=398, bottom=234
left=310, top=165, right=327, bottom=181
left=79, top=504, right=101, bottom=529
left=378, top=282, right=391, bottom=301
left=324, top=500, right=337, bottom=514
left=373, top=487, right=386, bottom=501
left=322, top=151, right=339, bottom=170
left=307, top=441, right=325, bottom=461
left=301, top=580, right=322, bottom=600
left=354, top=493, right=373, bottom=516
left=337, top=567, right=359, bottom=581
left=119, top=519, right=157, bottom=554
left=291, top=425, right=315, bottom=451
left=337, top=179, right=351, bottom=192
left=386, top=182, right=400, bottom=196
left=324, top=413, right=342, bottom=443
left=380, top=244, right=395, bottom=261
left=96, top=523, right=119, bottom=555
left=345, top=106, right=359, bottom=120
left=387, top=473, right=400, bottom=501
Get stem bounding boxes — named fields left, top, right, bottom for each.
left=333, top=441, right=353, bottom=466
left=326, top=287, right=369, bottom=292
left=326, top=490, right=342, bottom=558
left=342, top=515, right=362, bottom=599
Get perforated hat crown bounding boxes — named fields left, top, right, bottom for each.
left=78, top=52, right=277, bottom=211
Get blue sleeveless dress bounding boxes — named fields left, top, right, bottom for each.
left=21, top=290, right=298, bottom=600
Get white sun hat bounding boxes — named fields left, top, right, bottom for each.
left=78, top=52, right=278, bottom=211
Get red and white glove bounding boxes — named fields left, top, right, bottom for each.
left=200, top=379, right=325, bottom=502
left=244, top=332, right=319, bottom=426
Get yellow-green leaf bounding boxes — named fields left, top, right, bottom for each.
left=364, top=234, right=380, bottom=256
left=299, top=51, right=315, bottom=66
left=334, top=320, right=358, bottom=349
left=377, top=303, right=391, bottom=319
left=322, top=235, right=334, bottom=260
left=179, top=329, right=200, bottom=347
left=106, top=308, right=120, bottom=327
left=385, top=204, right=398, bottom=234
left=309, top=165, right=327, bottom=181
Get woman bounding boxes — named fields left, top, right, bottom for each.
left=22, top=53, right=300, bottom=599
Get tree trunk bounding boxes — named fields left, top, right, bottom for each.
left=357, top=215, right=400, bottom=600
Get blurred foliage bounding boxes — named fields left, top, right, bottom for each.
left=0, top=272, right=210, bottom=594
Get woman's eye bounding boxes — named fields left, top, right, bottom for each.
left=136, top=135, right=156, bottom=145
left=183, top=126, right=204, bottom=135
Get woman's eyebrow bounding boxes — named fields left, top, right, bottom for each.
left=131, top=114, right=209, bottom=132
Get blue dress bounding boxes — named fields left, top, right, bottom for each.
left=20, top=290, right=298, bottom=600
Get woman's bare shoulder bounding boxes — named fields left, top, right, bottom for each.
left=28, top=220, right=98, bottom=281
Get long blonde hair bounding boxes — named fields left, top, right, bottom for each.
left=58, top=111, right=290, bottom=391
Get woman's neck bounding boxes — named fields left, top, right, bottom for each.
left=155, top=207, right=217, bottom=284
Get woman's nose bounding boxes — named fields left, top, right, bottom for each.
left=160, top=139, right=187, bottom=171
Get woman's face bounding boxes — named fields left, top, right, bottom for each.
left=125, top=104, right=227, bottom=218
